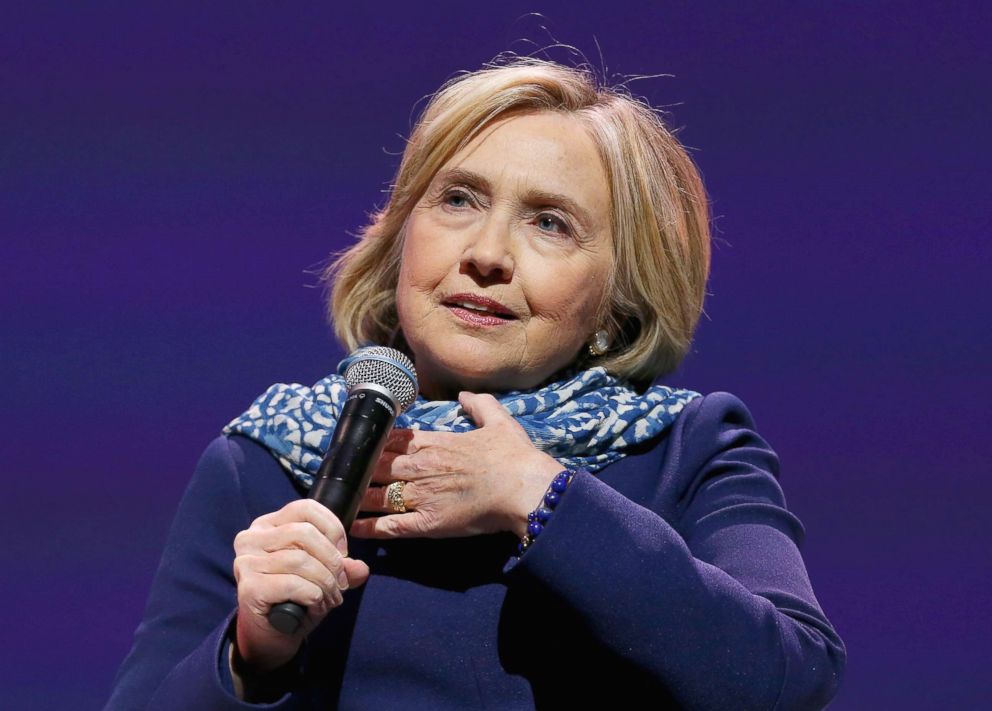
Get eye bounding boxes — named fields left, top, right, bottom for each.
left=442, top=188, right=474, bottom=209
left=536, top=212, right=571, bottom=236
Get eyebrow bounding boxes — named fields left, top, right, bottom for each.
left=432, top=167, right=597, bottom=232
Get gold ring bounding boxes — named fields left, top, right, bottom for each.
left=386, top=480, right=408, bottom=513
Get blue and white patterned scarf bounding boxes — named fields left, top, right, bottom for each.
left=222, top=366, right=701, bottom=490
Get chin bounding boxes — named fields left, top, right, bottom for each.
left=427, top=366, right=514, bottom=398
left=409, top=333, right=574, bottom=398
left=414, top=353, right=531, bottom=399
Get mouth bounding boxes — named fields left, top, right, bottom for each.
left=441, top=293, right=518, bottom=325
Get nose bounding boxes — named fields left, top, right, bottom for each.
left=461, top=214, right=514, bottom=283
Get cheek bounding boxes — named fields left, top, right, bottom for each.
left=395, top=233, right=451, bottom=331
left=530, top=261, right=609, bottom=327
left=396, top=242, right=429, bottom=306
left=394, top=264, right=414, bottom=324
left=399, top=225, right=452, bottom=291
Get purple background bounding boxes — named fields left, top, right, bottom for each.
left=3, top=3, right=989, bottom=708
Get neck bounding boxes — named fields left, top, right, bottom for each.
left=414, top=363, right=583, bottom=402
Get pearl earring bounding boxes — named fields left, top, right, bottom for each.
left=588, top=330, right=611, bottom=357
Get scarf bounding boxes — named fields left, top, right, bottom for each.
left=221, top=365, right=701, bottom=490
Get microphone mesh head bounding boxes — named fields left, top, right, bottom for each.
left=341, top=346, right=418, bottom=412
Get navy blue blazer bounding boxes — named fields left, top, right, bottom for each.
left=105, top=391, right=846, bottom=709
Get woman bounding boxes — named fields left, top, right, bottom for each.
left=106, top=57, right=846, bottom=709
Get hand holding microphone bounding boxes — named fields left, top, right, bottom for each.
left=230, top=347, right=418, bottom=674
left=231, top=498, right=368, bottom=675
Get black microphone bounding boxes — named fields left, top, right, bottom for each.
left=266, top=346, right=418, bottom=635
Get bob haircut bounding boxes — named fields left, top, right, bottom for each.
left=322, top=56, right=711, bottom=389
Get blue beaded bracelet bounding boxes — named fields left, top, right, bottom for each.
left=515, top=469, right=575, bottom=558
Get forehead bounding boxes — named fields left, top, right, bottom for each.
left=433, top=111, right=612, bottom=228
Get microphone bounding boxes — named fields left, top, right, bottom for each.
left=266, top=346, right=418, bottom=635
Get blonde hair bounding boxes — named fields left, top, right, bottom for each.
left=322, top=56, right=711, bottom=388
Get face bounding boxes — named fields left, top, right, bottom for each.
left=395, top=111, right=614, bottom=400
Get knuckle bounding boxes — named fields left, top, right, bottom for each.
left=286, top=521, right=316, bottom=542
left=380, top=516, right=402, bottom=537
left=248, top=513, right=272, bottom=530
left=299, top=522, right=324, bottom=548
left=235, top=553, right=261, bottom=577
left=325, top=550, right=343, bottom=573
left=398, top=483, right=416, bottom=509
left=238, top=567, right=262, bottom=597
left=310, top=596, right=330, bottom=617
left=414, top=514, right=434, bottom=534
left=284, top=548, right=310, bottom=569
left=418, top=479, right=440, bottom=499
left=306, top=586, right=324, bottom=607
left=289, top=577, right=314, bottom=603
left=408, top=456, right=426, bottom=476
left=286, top=498, right=317, bottom=518
left=302, top=498, right=327, bottom=515
left=245, top=516, right=269, bottom=533
left=286, top=498, right=309, bottom=512
left=412, top=452, right=440, bottom=476
left=238, top=577, right=259, bottom=603
left=328, top=519, right=347, bottom=544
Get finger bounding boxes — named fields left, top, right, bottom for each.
left=237, top=549, right=344, bottom=598
left=250, top=499, right=349, bottom=555
left=235, top=521, right=346, bottom=579
left=239, top=571, right=339, bottom=616
left=349, top=512, right=428, bottom=539
left=382, top=427, right=416, bottom=454
left=342, top=557, right=371, bottom=589
left=382, top=427, right=459, bottom=454
left=369, top=449, right=403, bottom=485
left=370, top=447, right=440, bottom=485
left=457, top=391, right=510, bottom=428
left=377, top=448, right=447, bottom=484
left=359, top=481, right=417, bottom=513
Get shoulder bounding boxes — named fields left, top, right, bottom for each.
left=191, top=434, right=238, bottom=475
left=215, top=433, right=306, bottom=519
left=663, top=390, right=785, bottom=504
left=675, top=390, right=779, bottom=471
left=672, top=390, right=761, bottom=434
left=674, top=391, right=768, bottom=454
left=598, top=391, right=773, bottom=509
left=665, top=390, right=798, bottom=531
left=625, top=390, right=767, bottom=469
left=171, top=434, right=304, bottom=532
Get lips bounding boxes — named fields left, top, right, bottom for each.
left=441, top=293, right=518, bottom=325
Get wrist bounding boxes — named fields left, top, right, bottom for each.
left=228, top=638, right=246, bottom=700
left=507, top=456, right=563, bottom=538
left=511, top=468, right=578, bottom=559
left=228, top=616, right=304, bottom=703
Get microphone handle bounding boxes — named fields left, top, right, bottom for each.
left=266, top=388, right=397, bottom=635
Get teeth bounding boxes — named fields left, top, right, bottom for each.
left=456, top=301, right=494, bottom=313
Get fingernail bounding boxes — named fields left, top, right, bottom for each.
left=336, top=537, right=348, bottom=556
left=337, top=570, right=349, bottom=589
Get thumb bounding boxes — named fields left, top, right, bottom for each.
left=457, top=391, right=510, bottom=428
left=343, top=557, right=371, bottom=588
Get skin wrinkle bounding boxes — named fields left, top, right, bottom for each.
left=362, top=246, right=590, bottom=543
left=429, top=166, right=598, bottom=240
left=395, top=112, right=614, bottom=400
